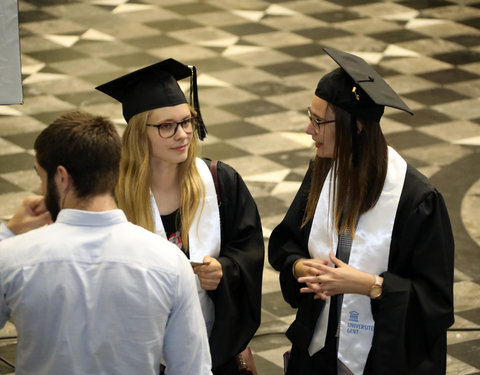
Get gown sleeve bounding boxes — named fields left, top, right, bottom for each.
left=268, top=165, right=313, bottom=308
left=206, top=160, right=265, bottom=369
left=365, top=166, right=455, bottom=374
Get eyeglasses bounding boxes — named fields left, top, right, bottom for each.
left=146, top=117, right=196, bottom=138
left=307, top=107, right=335, bottom=131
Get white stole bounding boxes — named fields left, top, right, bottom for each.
left=308, top=147, right=407, bottom=374
left=151, top=157, right=221, bottom=335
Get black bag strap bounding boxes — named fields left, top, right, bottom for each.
left=209, top=159, right=221, bottom=204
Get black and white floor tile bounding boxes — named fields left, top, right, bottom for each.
left=0, top=0, right=479, bottom=373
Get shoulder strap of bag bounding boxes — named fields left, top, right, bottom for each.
left=209, top=159, right=221, bottom=204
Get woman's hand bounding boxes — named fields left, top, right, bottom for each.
left=193, top=255, right=223, bottom=291
left=297, top=252, right=377, bottom=300
left=294, top=257, right=329, bottom=279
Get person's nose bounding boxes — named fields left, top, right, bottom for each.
left=306, top=121, right=316, bottom=136
left=174, top=124, right=189, bottom=139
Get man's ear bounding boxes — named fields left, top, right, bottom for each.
left=54, top=166, right=71, bottom=195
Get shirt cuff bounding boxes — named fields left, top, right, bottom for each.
left=0, top=222, right=15, bottom=241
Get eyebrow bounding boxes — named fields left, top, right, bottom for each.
left=311, top=111, right=327, bottom=121
left=149, top=115, right=191, bottom=124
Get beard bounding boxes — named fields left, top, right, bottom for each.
left=45, top=176, right=61, bottom=222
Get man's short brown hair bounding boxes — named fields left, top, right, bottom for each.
left=34, top=111, right=121, bottom=198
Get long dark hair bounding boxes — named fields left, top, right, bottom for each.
left=302, top=104, right=388, bottom=236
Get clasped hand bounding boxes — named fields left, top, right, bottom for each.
left=296, top=252, right=374, bottom=300
left=193, top=255, right=223, bottom=291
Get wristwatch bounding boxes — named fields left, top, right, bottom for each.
left=369, top=275, right=383, bottom=300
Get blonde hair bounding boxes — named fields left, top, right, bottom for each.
left=116, top=107, right=204, bottom=251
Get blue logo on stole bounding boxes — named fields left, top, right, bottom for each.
left=349, top=310, right=359, bottom=322
left=346, top=310, right=374, bottom=335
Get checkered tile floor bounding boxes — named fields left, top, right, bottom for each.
left=1, top=0, right=479, bottom=374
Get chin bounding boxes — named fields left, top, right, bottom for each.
left=172, top=153, right=189, bottom=165
left=316, top=150, right=332, bottom=159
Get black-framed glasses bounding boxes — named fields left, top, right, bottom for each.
left=307, top=107, right=335, bottom=131
left=146, top=117, right=196, bottom=138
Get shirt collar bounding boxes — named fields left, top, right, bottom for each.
left=56, top=209, right=127, bottom=227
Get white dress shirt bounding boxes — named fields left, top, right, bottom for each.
left=0, top=222, right=14, bottom=242
left=0, top=209, right=212, bottom=375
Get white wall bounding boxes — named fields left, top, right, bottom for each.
left=0, top=0, right=22, bottom=105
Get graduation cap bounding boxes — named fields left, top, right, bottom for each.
left=315, top=48, right=413, bottom=122
left=96, top=58, right=207, bottom=139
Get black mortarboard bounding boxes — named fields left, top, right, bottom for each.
left=315, top=48, right=413, bottom=122
left=96, top=58, right=207, bottom=139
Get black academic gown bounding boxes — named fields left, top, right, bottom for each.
left=204, top=159, right=264, bottom=374
left=268, top=162, right=454, bottom=375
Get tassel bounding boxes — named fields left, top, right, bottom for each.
left=189, top=65, right=207, bottom=140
